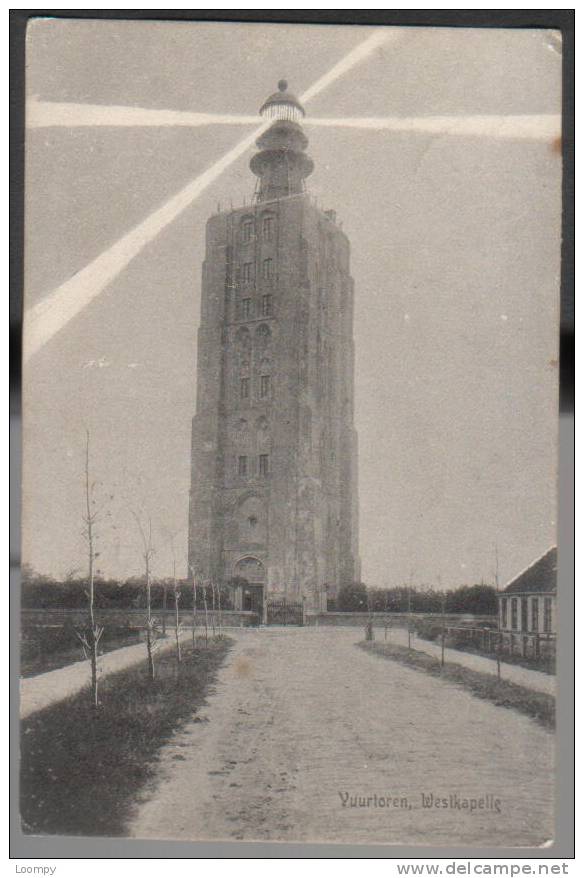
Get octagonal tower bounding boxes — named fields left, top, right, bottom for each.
left=188, top=82, right=360, bottom=619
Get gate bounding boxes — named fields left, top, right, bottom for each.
left=266, top=598, right=304, bottom=626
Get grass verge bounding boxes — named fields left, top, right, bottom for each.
left=419, top=637, right=556, bottom=676
left=20, top=636, right=233, bottom=837
left=20, top=626, right=143, bottom=678
left=358, top=640, right=554, bottom=731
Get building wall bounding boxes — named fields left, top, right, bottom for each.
left=189, top=194, right=359, bottom=609
left=498, top=592, right=556, bottom=635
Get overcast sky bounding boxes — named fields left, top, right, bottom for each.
left=22, top=20, right=561, bottom=588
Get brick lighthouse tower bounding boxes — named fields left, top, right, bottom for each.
left=188, top=81, right=360, bottom=619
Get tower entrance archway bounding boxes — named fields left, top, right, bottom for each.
left=234, top=557, right=266, bottom=624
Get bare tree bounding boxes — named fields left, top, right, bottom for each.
left=438, top=574, right=446, bottom=667
left=168, top=538, right=182, bottom=663
left=173, top=560, right=182, bottom=664
left=131, top=510, right=156, bottom=681
left=406, top=570, right=414, bottom=649
left=210, top=582, right=217, bottom=637
left=162, top=579, right=168, bottom=636
left=217, top=581, right=222, bottom=637
left=159, top=527, right=182, bottom=637
left=189, top=564, right=197, bottom=649
left=76, top=430, right=104, bottom=709
left=494, top=543, right=501, bottom=680
left=202, top=581, right=209, bottom=647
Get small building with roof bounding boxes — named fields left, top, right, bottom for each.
left=497, top=547, right=557, bottom=658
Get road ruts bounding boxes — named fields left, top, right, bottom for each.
left=129, top=627, right=554, bottom=846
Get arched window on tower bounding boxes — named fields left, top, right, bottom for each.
left=260, top=375, right=271, bottom=399
left=242, top=262, right=253, bottom=284
left=235, top=417, right=249, bottom=446
left=241, top=217, right=254, bottom=243
left=262, top=258, right=274, bottom=280
left=240, top=297, right=253, bottom=320
left=256, top=415, right=270, bottom=449
left=235, top=326, right=251, bottom=367
left=262, top=294, right=273, bottom=317
left=256, top=323, right=271, bottom=342
left=235, top=327, right=251, bottom=404
left=259, top=356, right=271, bottom=400
left=262, top=215, right=274, bottom=241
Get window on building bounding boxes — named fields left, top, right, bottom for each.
left=262, top=258, right=274, bottom=280
left=238, top=456, right=248, bottom=477
left=511, top=598, right=518, bottom=631
left=262, top=294, right=273, bottom=317
left=263, top=216, right=274, bottom=240
left=240, top=377, right=249, bottom=400
left=543, top=597, right=552, bottom=633
left=531, top=598, right=539, bottom=632
left=242, top=262, right=252, bottom=284
left=242, top=220, right=253, bottom=243
left=259, top=454, right=269, bottom=476
left=241, top=298, right=252, bottom=319
left=520, top=598, right=528, bottom=632
left=501, top=597, right=508, bottom=629
left=260, top=375, right=270, bottom=399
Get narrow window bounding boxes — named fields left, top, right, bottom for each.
left=543, top=597, right=552, bottom=633
left=240, top=377, right=249, bottom=400
left=241, top=298, right=252, bottom=319
left=259, top=454, right=269, bottom=476
left=242, top=220, right=253, bottom=243
left=238, top=456, right=248, bottom=477
left=242, top=262, right=252, bottom=284
left=531, top=598, right=539, bottom=632
left=520, top=597, right=528, bottom=632
left=260, top=374, right=270, bottom=399
left=262, top=258, right=273, bottom=280
left=501, top=597, right=507, bottom=629
left=263, top=216, right=273, bottom=240
left=262, top=294, right=273, bottom=316
left=511, top=598, right=518, bottom=631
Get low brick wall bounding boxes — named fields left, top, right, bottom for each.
left=305, top=611, right=496, bottom=628
left=22, top=608, right=257, bottom=628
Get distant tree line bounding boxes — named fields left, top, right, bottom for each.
left=20, top=565, right=235, bottom=611
left=21, top=567, right=497, bottom=616
left=335, top=582, right=497, bottom=615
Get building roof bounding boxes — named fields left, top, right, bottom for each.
left=502, top=547, right=557, bottom=595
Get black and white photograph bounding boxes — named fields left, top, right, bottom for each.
left=18, top=17, right=563, bottom=849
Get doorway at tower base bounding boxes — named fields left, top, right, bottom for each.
left=230, top=582, right=264, bottom=624
left=228, top=581, right=330, bottom=625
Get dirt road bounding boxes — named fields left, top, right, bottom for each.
left=129, top=628, right=554, bottom=847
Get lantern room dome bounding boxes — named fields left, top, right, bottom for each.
left=259, top=79, right=305, bottom=122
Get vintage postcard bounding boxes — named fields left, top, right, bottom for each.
left=20, top=19, right=561, bottom=847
